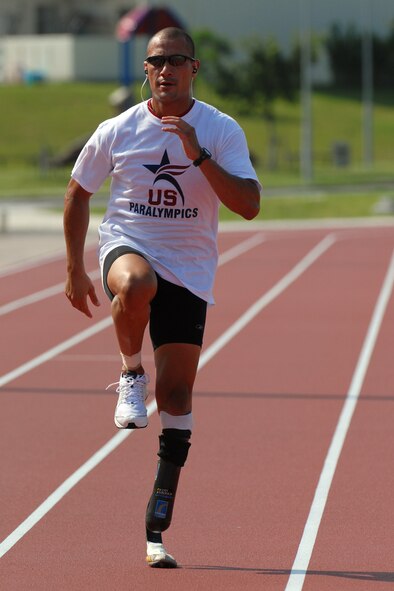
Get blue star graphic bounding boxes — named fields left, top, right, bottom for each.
left=143, top=150, right=170, bottom=174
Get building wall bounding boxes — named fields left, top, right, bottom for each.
left=2, top=36, right=74, bottom=81
left=0, top=1, right=393, bottom=82
left=0, top=0, right=131, bottom=35
left=0, top=35, right=133, bottom=82
left=1, top=0, right=393, bottom=40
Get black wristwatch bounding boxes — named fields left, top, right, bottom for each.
left=193, top=147, right=212, bottom=167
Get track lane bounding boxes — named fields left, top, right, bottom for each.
left=0, top=233, right=270, bottom=551
left=0, top=231, right=338, bottom=591
left=0, top=246, right=99, bottom=304
left=1, top=226, right=394, bottom=590
left=287, top=247, right=394, bottom=590
left=193, top=228, right=394, bottom=590
left=299, top=244, right=394, bottom=590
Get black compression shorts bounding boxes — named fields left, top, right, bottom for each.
left=102, top=245, right=207, bottom=349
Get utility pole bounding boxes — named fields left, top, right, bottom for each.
left=361, top=0, right=373, bottom=166
left=300, top=0, right=313, bottom=182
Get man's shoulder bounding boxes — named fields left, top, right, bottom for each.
left=192, top=99, right=240, bottom=129
left=94, top=102, right=147, bottom=137
left=195, top=100, right=235, bottom=122
left=100, top=101, right=144, bottom=125
left=193, top=99, right=223, bottom=116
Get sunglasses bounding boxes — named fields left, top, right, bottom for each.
left=145, top=54, right=195, bottom=68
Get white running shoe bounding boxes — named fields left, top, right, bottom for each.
left=108, top=372, right=149, bottom=429
left=146, top=542, right=177, bottom=568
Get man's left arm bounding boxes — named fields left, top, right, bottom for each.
left=195, top=157, right=260, bottom=220
left=161, top=116, right=261, bottom=220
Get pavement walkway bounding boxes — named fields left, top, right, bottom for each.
left=0, top=202, right=101, bottom=272
left=2, top=199, right=394, bottom=274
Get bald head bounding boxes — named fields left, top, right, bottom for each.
left=147, top=28, right=195, bottom=58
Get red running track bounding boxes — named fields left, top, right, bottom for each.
left=1, top=221, right=394, bottom=591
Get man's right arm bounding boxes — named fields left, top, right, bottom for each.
left=63, top=178, right=100, bottom=318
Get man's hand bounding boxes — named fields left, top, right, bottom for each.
left=161, top=116, right=201, bottom=162
left=65, top=271, right=101, bottom=318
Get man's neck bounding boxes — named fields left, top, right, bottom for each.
left=148, top=98, right=195, bottom=119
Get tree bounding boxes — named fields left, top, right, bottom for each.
left=325, top=24, right=362, bottom=87
left=325, top=21, right=394, bottom=89
left=192, top=29, right=233, bottom=89
left=194, top=30, right=300, bottom=169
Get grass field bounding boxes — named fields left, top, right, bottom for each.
left=1, top=81, right=393, bottom=220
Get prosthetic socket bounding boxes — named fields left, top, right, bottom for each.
left=146, top=428, right=191, bottom=533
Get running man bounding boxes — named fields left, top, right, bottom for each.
left=64, top=26, right=261, bottom=568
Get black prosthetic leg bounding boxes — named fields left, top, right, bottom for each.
left=146, top=428, right=191, bottom=535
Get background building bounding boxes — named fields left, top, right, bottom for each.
left=1, top=0, right=393, bottom=40
left=0, top=0, right=393, bottom=81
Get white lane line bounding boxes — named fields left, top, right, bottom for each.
left=0, top=234, right=265, bottom=385
left=56, top=354, right=132, bottom=362
left=285, top=249, right=394, bottom=591
left=0, top=269, right=102, bottom=317
left=0, top=234, right=333, bottom=558
left=0, top=234, right=264, bottom=317
left=0, top=242, right=99, bottom=279
left=218, top=233, right=265, bottom=266
left=200, top=233, right=336, bottom=367
left=0, top=252, right=66, bottom=279
left=0, top=428, right=132, bottom=558
left=0, top=317, right=113, bottom=389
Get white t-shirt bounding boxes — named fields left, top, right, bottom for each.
left=71, top=99, right=261, bottom=304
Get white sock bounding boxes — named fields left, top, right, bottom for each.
left=120, top=351, right=142, bottom=371
left=147, top=541, right=165, bottom=555
left=160, top=411, right=193, bottom=431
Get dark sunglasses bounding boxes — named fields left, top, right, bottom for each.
left=145, top=54, right=195, bottom=68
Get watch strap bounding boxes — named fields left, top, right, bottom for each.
left=193, top=147, right=212, bottom=167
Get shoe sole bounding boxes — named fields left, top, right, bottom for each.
left=114, top=417, right=148, bottom=429
left=146, top=554, right=177, bottom=568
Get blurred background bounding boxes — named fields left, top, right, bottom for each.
left=0, top=0, right=393, bottom=222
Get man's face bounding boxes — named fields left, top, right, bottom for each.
left=144, top=35, right=198, bottom=111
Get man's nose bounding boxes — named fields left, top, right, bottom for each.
left=160, top=60, right=174, bottom=74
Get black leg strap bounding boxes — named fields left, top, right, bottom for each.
left=146, top=528, right=162, bottom=543
left=158, top=428, right=191, bottom=467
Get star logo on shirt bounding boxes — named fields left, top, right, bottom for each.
left=143, top=150, right=190, bottom=205
left=143, top=150, right=170, bottom=174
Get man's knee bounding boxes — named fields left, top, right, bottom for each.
left=114, top=271, right=156, bottom=310
left=156, top=386, right=192, bottom=416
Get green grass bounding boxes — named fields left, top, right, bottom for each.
left=0, top=82, right=117, bottom=165
left=1, top=81, right=393, bottom=221
left=220, top=191, right=394, bottom=221
left=87, top=190, right=393, bottom=222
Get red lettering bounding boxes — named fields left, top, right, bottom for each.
left=163, top=190, right=177, bottom=206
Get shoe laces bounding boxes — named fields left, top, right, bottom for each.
left=107, top=372, right=149, bottom=404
